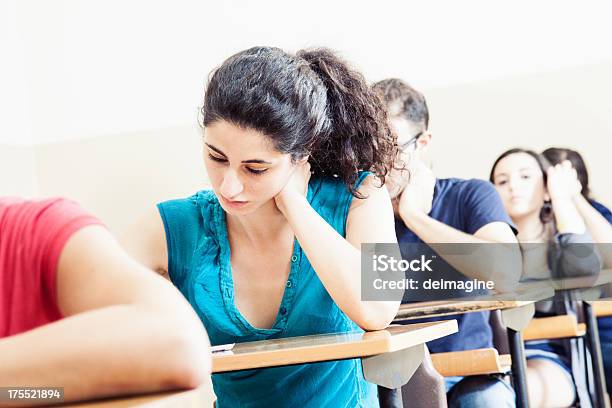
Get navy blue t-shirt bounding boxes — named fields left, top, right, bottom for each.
left=590, top=200, right=612, bottom=341
left=395, top=178, right=515, bottom=353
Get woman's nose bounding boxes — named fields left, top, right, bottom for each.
left=508, top=177, right=519, bottom=192
left=219, top=169, right=244, bottom=198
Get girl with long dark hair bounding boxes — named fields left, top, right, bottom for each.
left=491, top=148, right=602, bottom=407
left=125, top=46, right=400, bottom=407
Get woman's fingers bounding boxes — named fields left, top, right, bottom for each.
left=547, top=160, right=581, bottom=199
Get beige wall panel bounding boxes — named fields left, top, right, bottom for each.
left=35, top=125, right=208, bottom=235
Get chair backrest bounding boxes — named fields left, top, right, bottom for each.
left=401, top=347, right=447, bottom=408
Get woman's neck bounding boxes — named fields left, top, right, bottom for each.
left=226, top=199, right=293, bottom=248
left=513, top=211, right=546, bottom=243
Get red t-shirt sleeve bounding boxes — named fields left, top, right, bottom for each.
left=0, top=197, right=103, bottom=337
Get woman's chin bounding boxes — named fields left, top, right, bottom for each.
left=219, top=199, right=272, bottom=216
left=220, top=202, right=253, bottom=215
left=508, top=206, right=538, bottom=220
left=217, top=194, right=251, bottom=213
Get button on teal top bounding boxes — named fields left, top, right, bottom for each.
left=157, top=173, right=378, bottom=408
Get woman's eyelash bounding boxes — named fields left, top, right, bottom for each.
left=208, top=153, right=227, bottom=162
left=247, top=168, right=268, bottom=175
left=208, top=153, right=268, bottom=175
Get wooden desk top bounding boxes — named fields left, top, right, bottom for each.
left=212, top=320, right=458, bottom=373
left=58, top=322, right=458, bottom=406
left=60, top=380, right=215, bottom=407
left=394, top=286, right=554, bottom=321
left=519, top=269, right=612, bottom=292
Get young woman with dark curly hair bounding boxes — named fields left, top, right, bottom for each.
left=124, top=46, right=400, bottom=407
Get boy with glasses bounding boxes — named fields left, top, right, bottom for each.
left=373, top=79, right=521, bottom=407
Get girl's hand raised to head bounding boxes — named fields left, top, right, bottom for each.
left=547, top=160, right=582, bottom=202
left=274, top=159, right=312, bottom=216
left=547, top=160, right=586, bottom=234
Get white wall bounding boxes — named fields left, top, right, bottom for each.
left=6, top=0, right=612, bottom=146
left=1, top=0, right=611, bottom=232
left=426, top=58, right=612, bottom=204
left=0, top=146, right=38, bottom=197
left=0, top=0, right=33, bottom=146
left=35, top=125, right=207, bottom=233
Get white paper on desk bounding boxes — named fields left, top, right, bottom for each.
left=211, top=343, right=235, bottom=353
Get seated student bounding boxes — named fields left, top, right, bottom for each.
left=372, top=78, right=521, bottom=407
left=123, top=47, right=400, bottom=407
left=490, top=149, right=602, bottom=407
left=542, top=147, right=612, bottom=390
left=0, top=197, right=211, bottom=406
left=542, top=147, right=612, bottom=263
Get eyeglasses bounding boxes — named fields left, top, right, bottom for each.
left=398, top=131, right=423, bottom=152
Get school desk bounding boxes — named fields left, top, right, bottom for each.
left=519, top=269, right=612, bottom=408
left=212, top=321, right=458, bottom=408
left=59, top=380, right=215, bottom=407
left=393, top=286, right=555, bottom=408
left=59, top=321, right=457, bottom=408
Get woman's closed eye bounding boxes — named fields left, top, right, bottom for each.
left=208, top=153, right=268, bottom=175
left=208, top=153, right=227, bottom=163
left=246, top=167, right=268, bottom=175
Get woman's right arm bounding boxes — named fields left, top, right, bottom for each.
left=549, top=231, right=602, bottom=279
left=572, top=194, right=612, bottom=268
left=121, top=207, right=169, bottom=276
left=546, top=162, right=604, bottom=277
left=547, top=160, right=586, bottom=235
left=0, top=225, right=209, bottom=406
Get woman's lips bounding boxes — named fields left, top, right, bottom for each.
left=220, top=196, right=249, bottom=208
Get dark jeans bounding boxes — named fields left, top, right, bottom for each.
left=445, top=375, right=515, bottom=408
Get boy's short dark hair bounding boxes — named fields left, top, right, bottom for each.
left=372, top=78, right=429, bottom=128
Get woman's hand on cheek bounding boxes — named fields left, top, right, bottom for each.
left=274, top=159, right=311, bottom=216
left=547, top=160, right=582, bottom=202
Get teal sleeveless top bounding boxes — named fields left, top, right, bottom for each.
left=157, top=173, right=378, bottom=408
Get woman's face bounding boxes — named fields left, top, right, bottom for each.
left=492, top=152, right=548, bottom=220
left=203, top=120, right=296, bottom=215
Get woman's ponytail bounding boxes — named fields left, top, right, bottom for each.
left=297, top=48, right=397, bottom=197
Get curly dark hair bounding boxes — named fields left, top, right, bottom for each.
left=201, top=46, right=397, bottom=197
left=372, top=78, right=429, bottom=128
